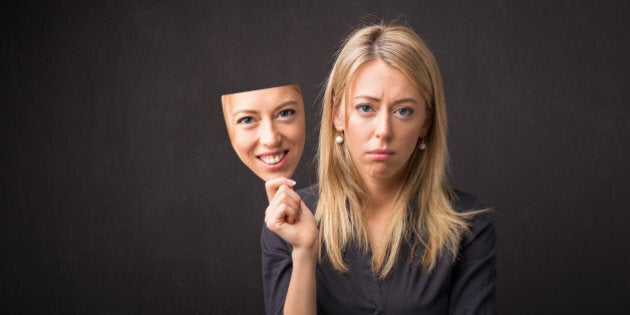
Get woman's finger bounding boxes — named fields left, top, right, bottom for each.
left=265, top=177, right=296, bottom=202
left=265, top=202, right=299, bottom=231
left=274, top=188, right=300, bottom=211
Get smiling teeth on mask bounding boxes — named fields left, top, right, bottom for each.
left=260, top=152, right=285, bottom=165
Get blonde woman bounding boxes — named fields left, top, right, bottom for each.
left=263, top=22, right=496, bottom=315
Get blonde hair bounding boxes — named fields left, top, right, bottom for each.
left=316, top=22, right=475, bottom=277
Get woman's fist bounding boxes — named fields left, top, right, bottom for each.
left=264, top=179, right=318, bottom=253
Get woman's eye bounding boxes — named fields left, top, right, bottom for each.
left=357, top=104, right=373, bottom=113
left=396, top=107, right=413, bottom=116
left=278, top=109, right=295, bottom=118
left=237, top=116, right=254, bottom=124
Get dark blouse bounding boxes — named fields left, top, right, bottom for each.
left=261, top=185, right=497, bottom=315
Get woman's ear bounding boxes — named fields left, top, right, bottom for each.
left=332, top=94, right=345, bottom=132
left=333, top=102, right=346, bottom=132
left=420, top=107, right=433, bottom=137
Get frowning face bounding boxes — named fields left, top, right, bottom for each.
left=222, top=85, right=305, bottom=181
left=334, top=60, right=431, bottom=186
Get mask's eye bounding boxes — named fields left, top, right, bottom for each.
left=278, top=109, right=295, bottom=118
left=237, top=116, right=254, bottom=124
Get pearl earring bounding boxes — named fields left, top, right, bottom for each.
left=418, top=137, right=427, bottom=150
left=335, top=135, right=344, bottom=144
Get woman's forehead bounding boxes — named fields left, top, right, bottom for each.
left=224, top=86, right=303, bottom=117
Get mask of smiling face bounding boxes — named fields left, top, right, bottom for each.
left=221, top=84, right=305, bottom=181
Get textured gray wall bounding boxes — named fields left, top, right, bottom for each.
left=2, top=1, right=629, bottom=313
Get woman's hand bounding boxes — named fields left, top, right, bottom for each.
left=264, top=177, right=296, bottom=202
left=264, top=178, right=318, bottom=315
left=264, top=178, right=318, bottom=255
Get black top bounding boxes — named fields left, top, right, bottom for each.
left=261, top=185, right=497, bottom=315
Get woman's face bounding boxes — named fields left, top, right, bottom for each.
left=222, top=85, right=305, bottom=181
left=334, top=59, right=431, bottom=185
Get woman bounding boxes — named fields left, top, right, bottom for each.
left=262, top=22, right=496, bottom=315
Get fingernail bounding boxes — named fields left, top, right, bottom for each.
left=288, top=179, right=296, bottom=186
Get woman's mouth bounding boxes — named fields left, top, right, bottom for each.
left=257, top=150, right=289, bottom=166
left=367, top=149, right=395, bottom=161
left=260, top=152, right=284, bottom=165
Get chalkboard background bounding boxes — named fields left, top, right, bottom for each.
left=2, top=0, right=629, bottom=314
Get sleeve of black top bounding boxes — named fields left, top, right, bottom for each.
left=261, top=185, right=319, bottom=315
left=449, top=200, right=498, bottom=315
left=261, top=223, right=292, bottom=315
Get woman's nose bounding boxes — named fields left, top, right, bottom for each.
left=259, top=120, right=281, bottom=147
left=374, top=112, right=392, bottom=140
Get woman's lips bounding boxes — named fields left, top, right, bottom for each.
left=367, top=149, right=395, bottom=161
left=256, top=150, right=289, bottom=170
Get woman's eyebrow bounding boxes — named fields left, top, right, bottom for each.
left=232, top=109, right=258, bottom=117
left=353, top=95, right=418, bottom=106
left=232, top=100, right=298, bottom=117
left=353, top=95, right=380, bottom=102
left=273, top=100, right=299, bottom=111
left=392, top=98, right=419, bottom=106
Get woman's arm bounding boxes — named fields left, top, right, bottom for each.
left=284, top=244, right=317, bottom=314
left=263, top=179, right=318, bottom=315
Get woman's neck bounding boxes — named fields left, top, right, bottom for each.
left=361, top=176, right=403, bottom=216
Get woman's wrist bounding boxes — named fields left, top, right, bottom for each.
left=292, top=245, right=318, bottom=261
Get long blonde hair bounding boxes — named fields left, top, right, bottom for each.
left=316, top=22, right=474, bottom=277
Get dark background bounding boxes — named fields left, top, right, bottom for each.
left=2, top=0, right=629, bottom=314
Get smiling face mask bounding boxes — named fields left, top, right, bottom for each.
left=221, top=84, right=305, bottom=181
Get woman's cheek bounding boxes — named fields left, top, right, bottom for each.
left=233, top=128, right=257, bottom=156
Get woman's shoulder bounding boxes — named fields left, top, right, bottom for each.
left=296, top=184, right=319, bottom=214
left=450, top=189, right=495, bottom=233
left=450, top=189, right=496, bottom=247
left=451, top=189, right=487, bottom=213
